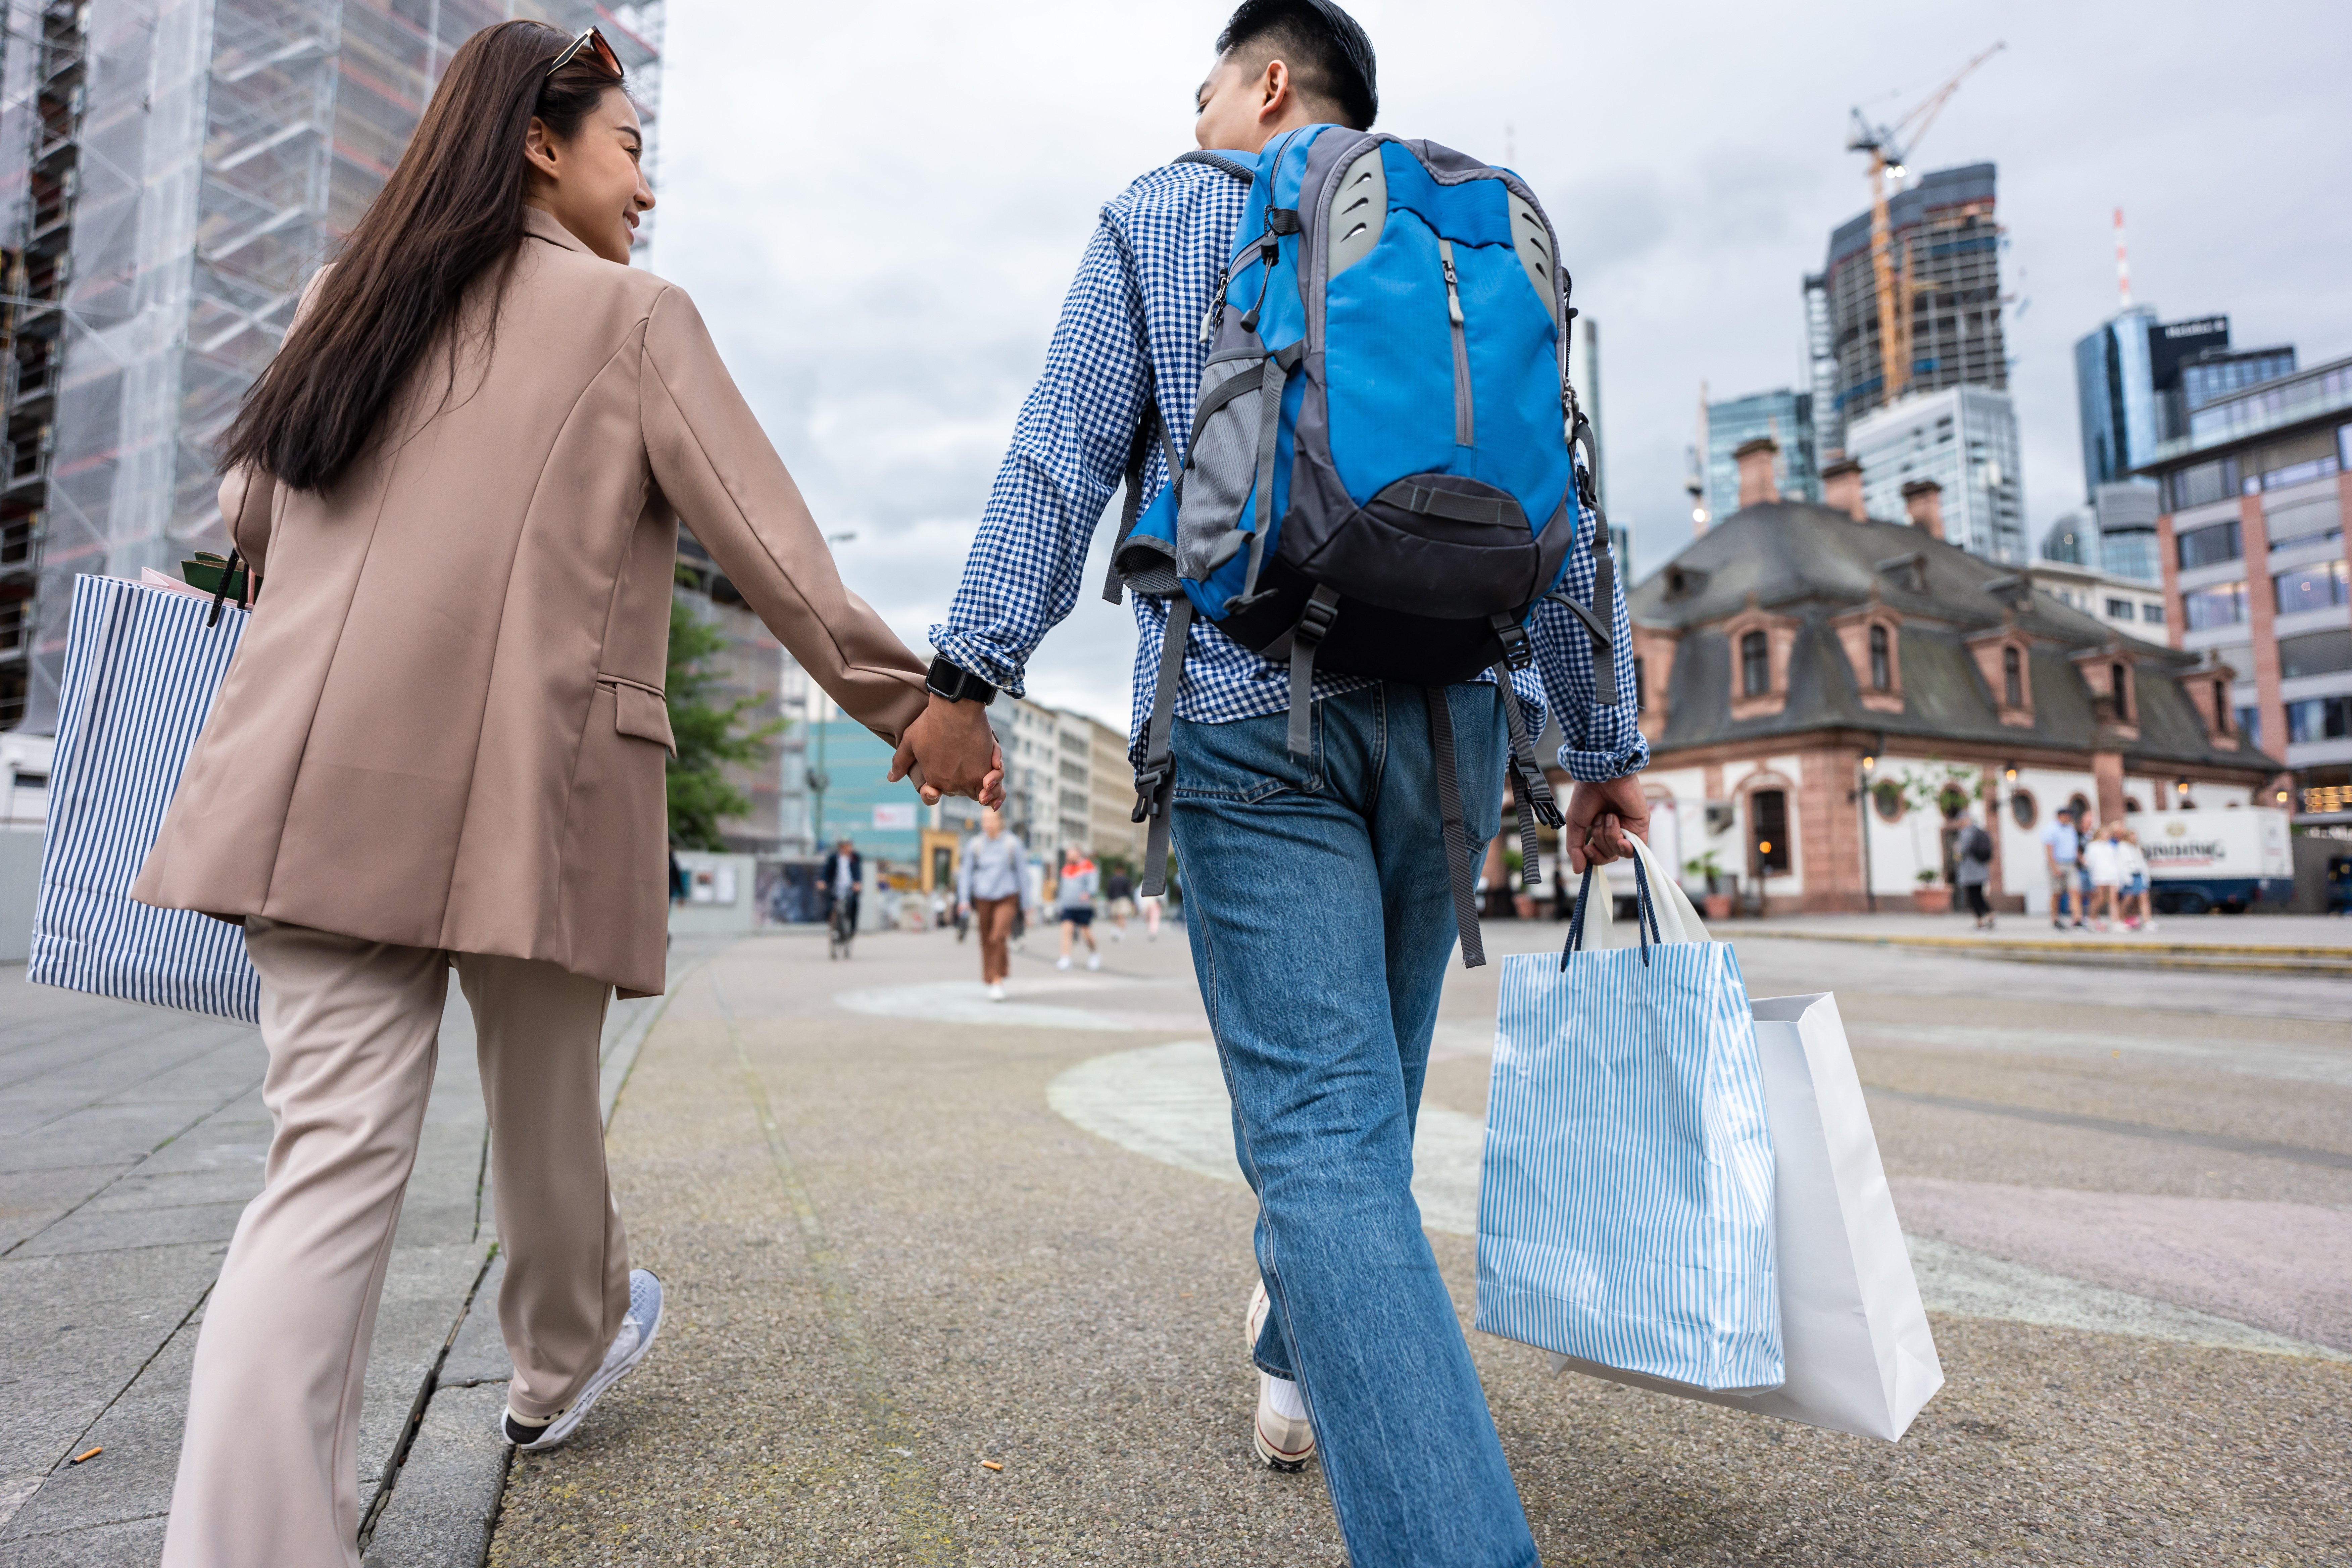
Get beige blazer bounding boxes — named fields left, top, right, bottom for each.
left=133, top=208, right=926, bottom=996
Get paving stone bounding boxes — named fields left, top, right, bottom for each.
left=0, top=1312, right=200, bottom=1542
left=360, top=1383, right=511, bottom=1568
left=10, top=1199, right=249, bottom=1258
left=0, top=1509, right=167, bottom=1567
left=0, top=1164, right=133, bottom=1252
left=356, top=1243, right=497, bottom=1503
left=437, top=1256, right=514, bottom=1390
left=78, top=1164, right=268, bottom=1216
left=0, top=1104, right=211, bottom=1175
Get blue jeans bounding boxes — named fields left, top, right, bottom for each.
left=1170, top=683, right=1538, bottom=1568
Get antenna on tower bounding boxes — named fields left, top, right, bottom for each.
left=2113, top=207, right=2132, bottom=308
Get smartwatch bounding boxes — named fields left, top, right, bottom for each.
left=925, top=656, right=996, bottom=706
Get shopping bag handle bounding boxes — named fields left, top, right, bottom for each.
left=1562, top=851, right=1662, bottom=970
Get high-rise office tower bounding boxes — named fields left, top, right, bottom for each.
left=2074, top=309, right=2294, bottom=497
left=1844, top=384, right=2026, bottom=564
left=0, top=0, right=666, bottom=730
left=1703, top=388, right=1817, bottom=520
left=1812, top=163, right=2006, bottom=440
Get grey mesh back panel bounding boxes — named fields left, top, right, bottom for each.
left=1176, top=353, right=1267, bottom=581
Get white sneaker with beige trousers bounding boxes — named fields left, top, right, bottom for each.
left=133, top=206, right=930, bottom=1566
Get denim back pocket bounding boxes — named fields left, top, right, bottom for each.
left=1170, top=709, right=1320, bottom=803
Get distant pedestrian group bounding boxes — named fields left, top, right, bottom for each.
left=2041, top=803, right=2155, bottom=933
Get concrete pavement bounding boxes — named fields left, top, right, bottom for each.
left=0, top=949, right=695, bottom=1566
left=480, top=917, right=2351, bottom=1566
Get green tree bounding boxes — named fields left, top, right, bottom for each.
left=666, top=595, right=784, bottom=851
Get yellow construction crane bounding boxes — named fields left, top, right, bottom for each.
left=1847, top=42, right=2005, bottom=407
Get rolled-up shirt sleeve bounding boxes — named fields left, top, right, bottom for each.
left=928, top=225, right=1150, bottom=693
left=1527, top=478, right=1648, bottom=782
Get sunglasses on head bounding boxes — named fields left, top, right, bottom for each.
left=546, top=26, right=623, bottom=81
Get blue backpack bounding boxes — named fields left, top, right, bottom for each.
left=1109, top=127, right=1615, bottom=965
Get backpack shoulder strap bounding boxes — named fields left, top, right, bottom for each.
left=1173, top=150, right=1255, bottom=183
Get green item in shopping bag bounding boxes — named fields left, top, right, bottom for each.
left=180, top=552, right=252, bottom=601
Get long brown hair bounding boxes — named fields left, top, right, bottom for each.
left=217, top=22, right=623, bottom=494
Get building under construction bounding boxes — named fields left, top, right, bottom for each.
left=1805, top=162, right=2006, bottom=458
left=0, top=0, right=665, bottom=731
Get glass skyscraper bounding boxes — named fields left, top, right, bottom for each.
left=2073, top=308, right=2294, bottom=501
left=1846, top=384, right=2026, bottom=563
left=1704, top=388, right=1817, bottom=520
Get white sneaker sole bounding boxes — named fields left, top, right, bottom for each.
left=509, top=1276, right=665, bottom=1453
left=1245, top=1282, right=1314, bottom=1469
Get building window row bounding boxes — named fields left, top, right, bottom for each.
left=2184, top=583, right=2247, bottom=630
left=2275, top=560, right=2349, bottom=615
left=2287, top=695, right=2352, bottom=744
left=2176, top=519, right=2241, bottom=569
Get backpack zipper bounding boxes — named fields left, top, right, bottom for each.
left=1438, top=239, right=1473, bottom=447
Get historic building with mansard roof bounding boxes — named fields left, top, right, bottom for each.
left=1625, top=443, right=2284, bottom=915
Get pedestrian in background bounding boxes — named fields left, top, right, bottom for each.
left=1955, top=804, right=1996, bottom=930
left=2084, top=821, right=2124, bottom=932
left=128, top=22, right=994, bottom=1567
left=2118, top=825, right=2155, bottom=931
left=1056, top=846, right=1101, bottom=971
left=821, top=836, right=864, bottom=935
left=958, top=806, right=1030, bottom=1001
left=1104, top=864, right=1135, bottom=941
left=2041, top=804, right=2082, bottom=929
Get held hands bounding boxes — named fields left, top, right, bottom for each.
left=1563, top=774, right=1651, bottom=876
left=888, top=693, right=1006, bottom=809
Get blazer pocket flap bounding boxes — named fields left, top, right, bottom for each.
left=611, top=683, right=676, bottom=754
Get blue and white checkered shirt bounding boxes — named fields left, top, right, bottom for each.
left=930, top=157, right=1648, bottom=782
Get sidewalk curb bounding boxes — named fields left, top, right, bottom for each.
left=1740, top=928, right=2352, bottom=976
left=352, top=951, right=710, bottom=1566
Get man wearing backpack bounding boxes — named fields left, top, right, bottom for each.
left=901, top=4, right=1644, bottom=1559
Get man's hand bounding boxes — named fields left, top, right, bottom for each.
left=889, top=694, right=1006, bottom=808
left=1563, top=774, right=1651, bottom=875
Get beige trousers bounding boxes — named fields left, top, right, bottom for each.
left=160, top=919, right=631, bottom=1568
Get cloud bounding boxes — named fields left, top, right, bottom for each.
left=651, top=0, right=2352, bottom=732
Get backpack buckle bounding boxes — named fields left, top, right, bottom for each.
left=1492, top=615, right=1534, bottom=670
left=1295, top=590, right=1339, bottom=647
left=1130, top=762, right=1172, bottom=823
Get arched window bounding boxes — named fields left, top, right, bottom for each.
left=2002, top=645, right=2023, bottom=708
left=2110, top=661, right=2130, bottom=721
left=1868, top=624, right=1891, bottom=690
left=1741, top=631, right=1769, bottom=696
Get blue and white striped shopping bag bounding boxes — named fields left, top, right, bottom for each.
left=27, top=575, right=259, bottom=1023
left=1474, top=862, right=1781, bottom=1392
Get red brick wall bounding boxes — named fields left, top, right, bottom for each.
left=2241, top=492, right=2284, bottom=760
left=1795, top=745, right=1868, bottom=912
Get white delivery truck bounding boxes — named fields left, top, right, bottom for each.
left=2136, top=807, right=2294, bottom=915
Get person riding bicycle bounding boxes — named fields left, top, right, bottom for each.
left=820, top=836, right=862, bottom=936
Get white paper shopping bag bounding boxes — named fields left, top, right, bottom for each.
left=1549, top=992, right=1943, bottom=1440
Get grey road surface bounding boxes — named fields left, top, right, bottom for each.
left=480, top=918, right=2350, bottom=1567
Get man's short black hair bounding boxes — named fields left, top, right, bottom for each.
left=1216, top=0, right=1378, bottom=131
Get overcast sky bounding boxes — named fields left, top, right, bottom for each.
left=646, top=0, right=2352, bottom=732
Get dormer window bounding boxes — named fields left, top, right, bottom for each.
left=2003, top=646, right=2023, bottom=708
left=2213, top=679, right=2229, bottom=733
left=1868, top=625, right=1891, bottom=690
left=1741, top=631, right=1769, bottom=696
left=2110, top=661, right=2130, bottom=722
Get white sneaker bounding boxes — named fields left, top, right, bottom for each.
left=1245, top=1281, right=1314, bottom=1470
left=986, top=982, right=1006, bottom=1001
left=1056, top=956, right=1072, bottom=971
left=503, top=1269, right=664, bottom=1453
left=1086, top=952, right=1101, bottom=971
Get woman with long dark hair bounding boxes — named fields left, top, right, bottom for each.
left=140, top=23, right=991, bottom=1565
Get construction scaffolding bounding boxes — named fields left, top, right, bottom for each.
left=0, top=0, right=664, bottom=730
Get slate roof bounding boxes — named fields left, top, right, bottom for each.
left=1630, top=500, right=2280, bottom=774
